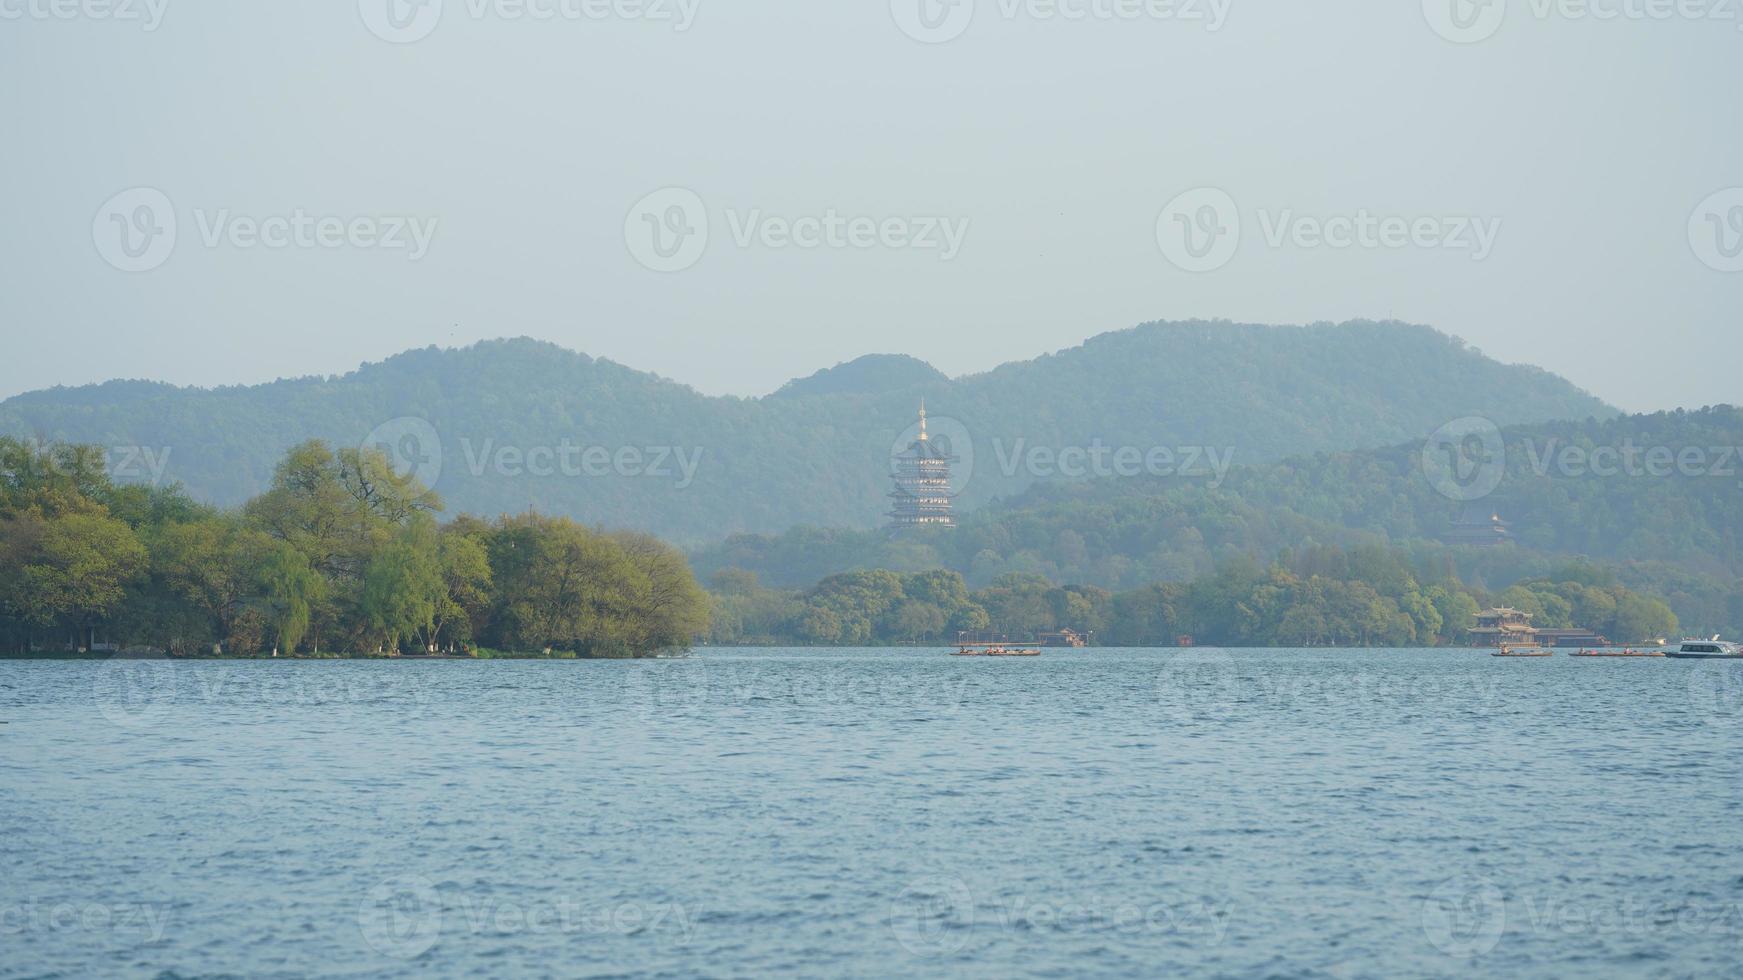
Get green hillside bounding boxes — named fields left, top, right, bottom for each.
left=693, top=408, right=1743, bottom=637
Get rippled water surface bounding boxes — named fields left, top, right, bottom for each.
left=3, top=648, right=1742, bottom=978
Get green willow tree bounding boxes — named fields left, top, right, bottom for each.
left=259, top=543, right=325, bottom=655
left=361, top=519, right=445, bottom=654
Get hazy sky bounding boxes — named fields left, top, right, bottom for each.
left=2, top=0, right=1738, bottom=413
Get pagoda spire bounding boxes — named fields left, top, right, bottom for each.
left=918, top=399, right=928, bottom=441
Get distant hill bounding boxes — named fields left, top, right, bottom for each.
left=0, top=319, right=1613, bottom=543
left=771, top=354, right=948, bottom=399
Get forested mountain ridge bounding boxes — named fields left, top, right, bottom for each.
left=0, top=320, right=1612, bottom=543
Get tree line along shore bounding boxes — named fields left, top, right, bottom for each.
left=1, top=437, right=1679, bottom=657
left=704, top=553, right=1677, bottom=648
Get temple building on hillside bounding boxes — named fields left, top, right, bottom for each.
left=888, top=401, right=957, bottom=530
left=1446, top=505, right=1513, bottom=547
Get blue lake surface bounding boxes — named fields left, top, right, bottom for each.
left=3, top=648, right=1742, bottom=978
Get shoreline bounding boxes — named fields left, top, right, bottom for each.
left=0, top=644, right=1680, bottom=661
left=0, top=652, right=665, bottom=662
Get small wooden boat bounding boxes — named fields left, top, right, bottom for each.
left=954, top=642, right=1041, bottom=657
left=1492, top=645, right=1552, bottom=658
left=1569, top=648, right=1664, bottom=658
left=954, top=631, right=1042, bottom=657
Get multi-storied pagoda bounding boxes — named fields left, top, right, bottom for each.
left=888, top=401, right=957, bottom=530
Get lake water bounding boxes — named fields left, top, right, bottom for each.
left=3, top=648, right=1742, bottom=978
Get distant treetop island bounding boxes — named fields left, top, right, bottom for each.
left=0, top=320, right=1612, bottom=543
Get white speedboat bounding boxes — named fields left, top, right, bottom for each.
left=1665, top=637, right=1743, bottom=660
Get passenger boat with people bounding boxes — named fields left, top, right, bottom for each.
left=1664, top=637, right=1743, bottom=660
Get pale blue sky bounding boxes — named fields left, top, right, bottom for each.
left=2, top=0, right=1738, bottom=412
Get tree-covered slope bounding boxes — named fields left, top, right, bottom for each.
left=0, top=320, right=1612, bottom=543
left=691, top=408, right=1743, bottom=636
